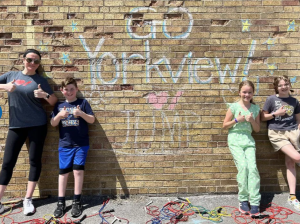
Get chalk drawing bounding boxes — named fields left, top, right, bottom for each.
left=38, top=41, right=49, bottom=51
left=168, top=91, right=183, bottom=110
left=287, top=20, right=296, bottom=32
left=215, top=58, right=242, bottom=84
left=241, top=20, right=251, bottom=32
left=71, top=20, right=78, bottom=32
left=80, top=34, right=258, bottom=85
left=60, top=53, right=71, bottom=65
left=126, top=7, right=193, bottom=39
left=267, top=63, right=277, bottom=75
left=291, top=76, right=297, bottom=83
left=162, top=7, right=194, bottom=39
left=263, top=37, right=275, bottom=50
left=243, top=40, right=256, bottom=77
left=145, top=91, right=183, bottom=110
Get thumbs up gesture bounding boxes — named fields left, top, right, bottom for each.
left=236, top=111, right=245, bottom=122
left=58, top=106, right=69, bottom=119
left=34, top=84, right=46, bottom=98
left=6, top=79, right=16, bottom=92
left=73, top=105, right=82, bottom=118
left=245, top=112, right=254, bottom=122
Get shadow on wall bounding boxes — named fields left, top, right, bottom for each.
left=84, top=119, right=129, bottom=198
left=38, top=107, right=129, bottom=199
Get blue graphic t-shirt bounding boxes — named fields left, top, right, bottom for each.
left=51, top=98, right=94, bottom=148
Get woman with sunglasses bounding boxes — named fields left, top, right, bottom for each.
left=0, top=49, right=57, bottom=215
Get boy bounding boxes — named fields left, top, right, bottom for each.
left=51, top=77, right=95, bottom=218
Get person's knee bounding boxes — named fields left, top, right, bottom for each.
left=73, top=170, right=84, bottom=176
left=294, top=154, right=300, bottom=163
left=286, top=158, right=296, bottom=168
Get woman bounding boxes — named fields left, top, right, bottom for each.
left=0, top=49, right=57, bottom=215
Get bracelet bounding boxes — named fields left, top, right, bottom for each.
left=234, top=118, right=238, bottom=123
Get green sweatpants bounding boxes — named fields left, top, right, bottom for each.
left=228, top=132, right=261, bottom=206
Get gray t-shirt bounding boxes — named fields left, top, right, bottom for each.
left=0, top=71, right=54, bottom=128
left=262, top=94, right=300, bottom=131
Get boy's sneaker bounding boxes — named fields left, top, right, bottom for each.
left=23, top=198, right=35, bottom=215
left=250, top=205, right=260, bottom=216
left=71, top=200, right=82, bottom=217
left=53, top=201, right=66, bottom=218
left=288, top=197, right=300, bottom=211
left=0, top=203, right=4, bottom=214
left=239, top=201, right=250, bottom=214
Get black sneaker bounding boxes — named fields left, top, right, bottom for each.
left=53, top=201, right=66, bottom=218
left=71, top=200, right=82, bottom=217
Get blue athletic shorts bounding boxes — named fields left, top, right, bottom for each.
left=58, top=146, right=89, bottom=174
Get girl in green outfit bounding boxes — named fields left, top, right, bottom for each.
left=223, top=80, right=261, bottom=216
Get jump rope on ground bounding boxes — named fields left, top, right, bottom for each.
left=0, top=197, right=300, bottom=224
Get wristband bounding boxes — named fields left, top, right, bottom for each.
left=271, top=113, right=275, bottom=118
left=234, top=118, right=238, bottom=123
left=44, top=93, right=50, bottom=99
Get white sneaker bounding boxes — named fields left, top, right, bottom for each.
left=0, top=203, right=4, bottom=214
left=288, top=197, right=300, bottom=211
left=23, top=198, right=35, bottom=215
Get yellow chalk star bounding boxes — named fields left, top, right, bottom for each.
left=242, top=20, right=251, bottom=32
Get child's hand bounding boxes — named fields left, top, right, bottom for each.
left=275, top=106, right=286, bottom=116
left=58, top=106, right=69, bottom=119
left=245, top=112, right=254, bottom=122
left=73, top=105, right=83, bottom=118
left=236, top=111, right=245, bottom=122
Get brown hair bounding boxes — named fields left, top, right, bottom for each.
left=61, top=77, right=78, bottom=88
left=273, top=75, right=293, bottom=94
left=239, top=80, right=255, bottom=104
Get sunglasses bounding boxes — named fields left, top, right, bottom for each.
left=25, top=57, right=41, bottom=64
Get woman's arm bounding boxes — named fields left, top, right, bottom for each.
left=34, top=84, right=58, bottom=106
left=0, top=79, right=16, bottom=92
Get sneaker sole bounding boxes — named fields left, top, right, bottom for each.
left=24, top=208, right=36, bottom=215
left=71, top=209, right=82, bottom=218
left=251, top=213, right=260, bottom=217
left=239, top=208, right=249, bottom=214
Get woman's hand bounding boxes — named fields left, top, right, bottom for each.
left=33, top=84, right=47, bottom=98
left=6, top=79, right=16, bottom=92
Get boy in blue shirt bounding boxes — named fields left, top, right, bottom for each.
left=51, top=77, right=95, bottom=218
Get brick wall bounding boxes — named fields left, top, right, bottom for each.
left=0, top=0, right=299, bottom=197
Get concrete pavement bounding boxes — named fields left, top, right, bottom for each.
left=1, top=192, right=300, bottom=223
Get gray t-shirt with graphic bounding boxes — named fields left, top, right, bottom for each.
left=0, top=71, right=54, bottom=128
left=263, top=94, right=300, bottom=131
